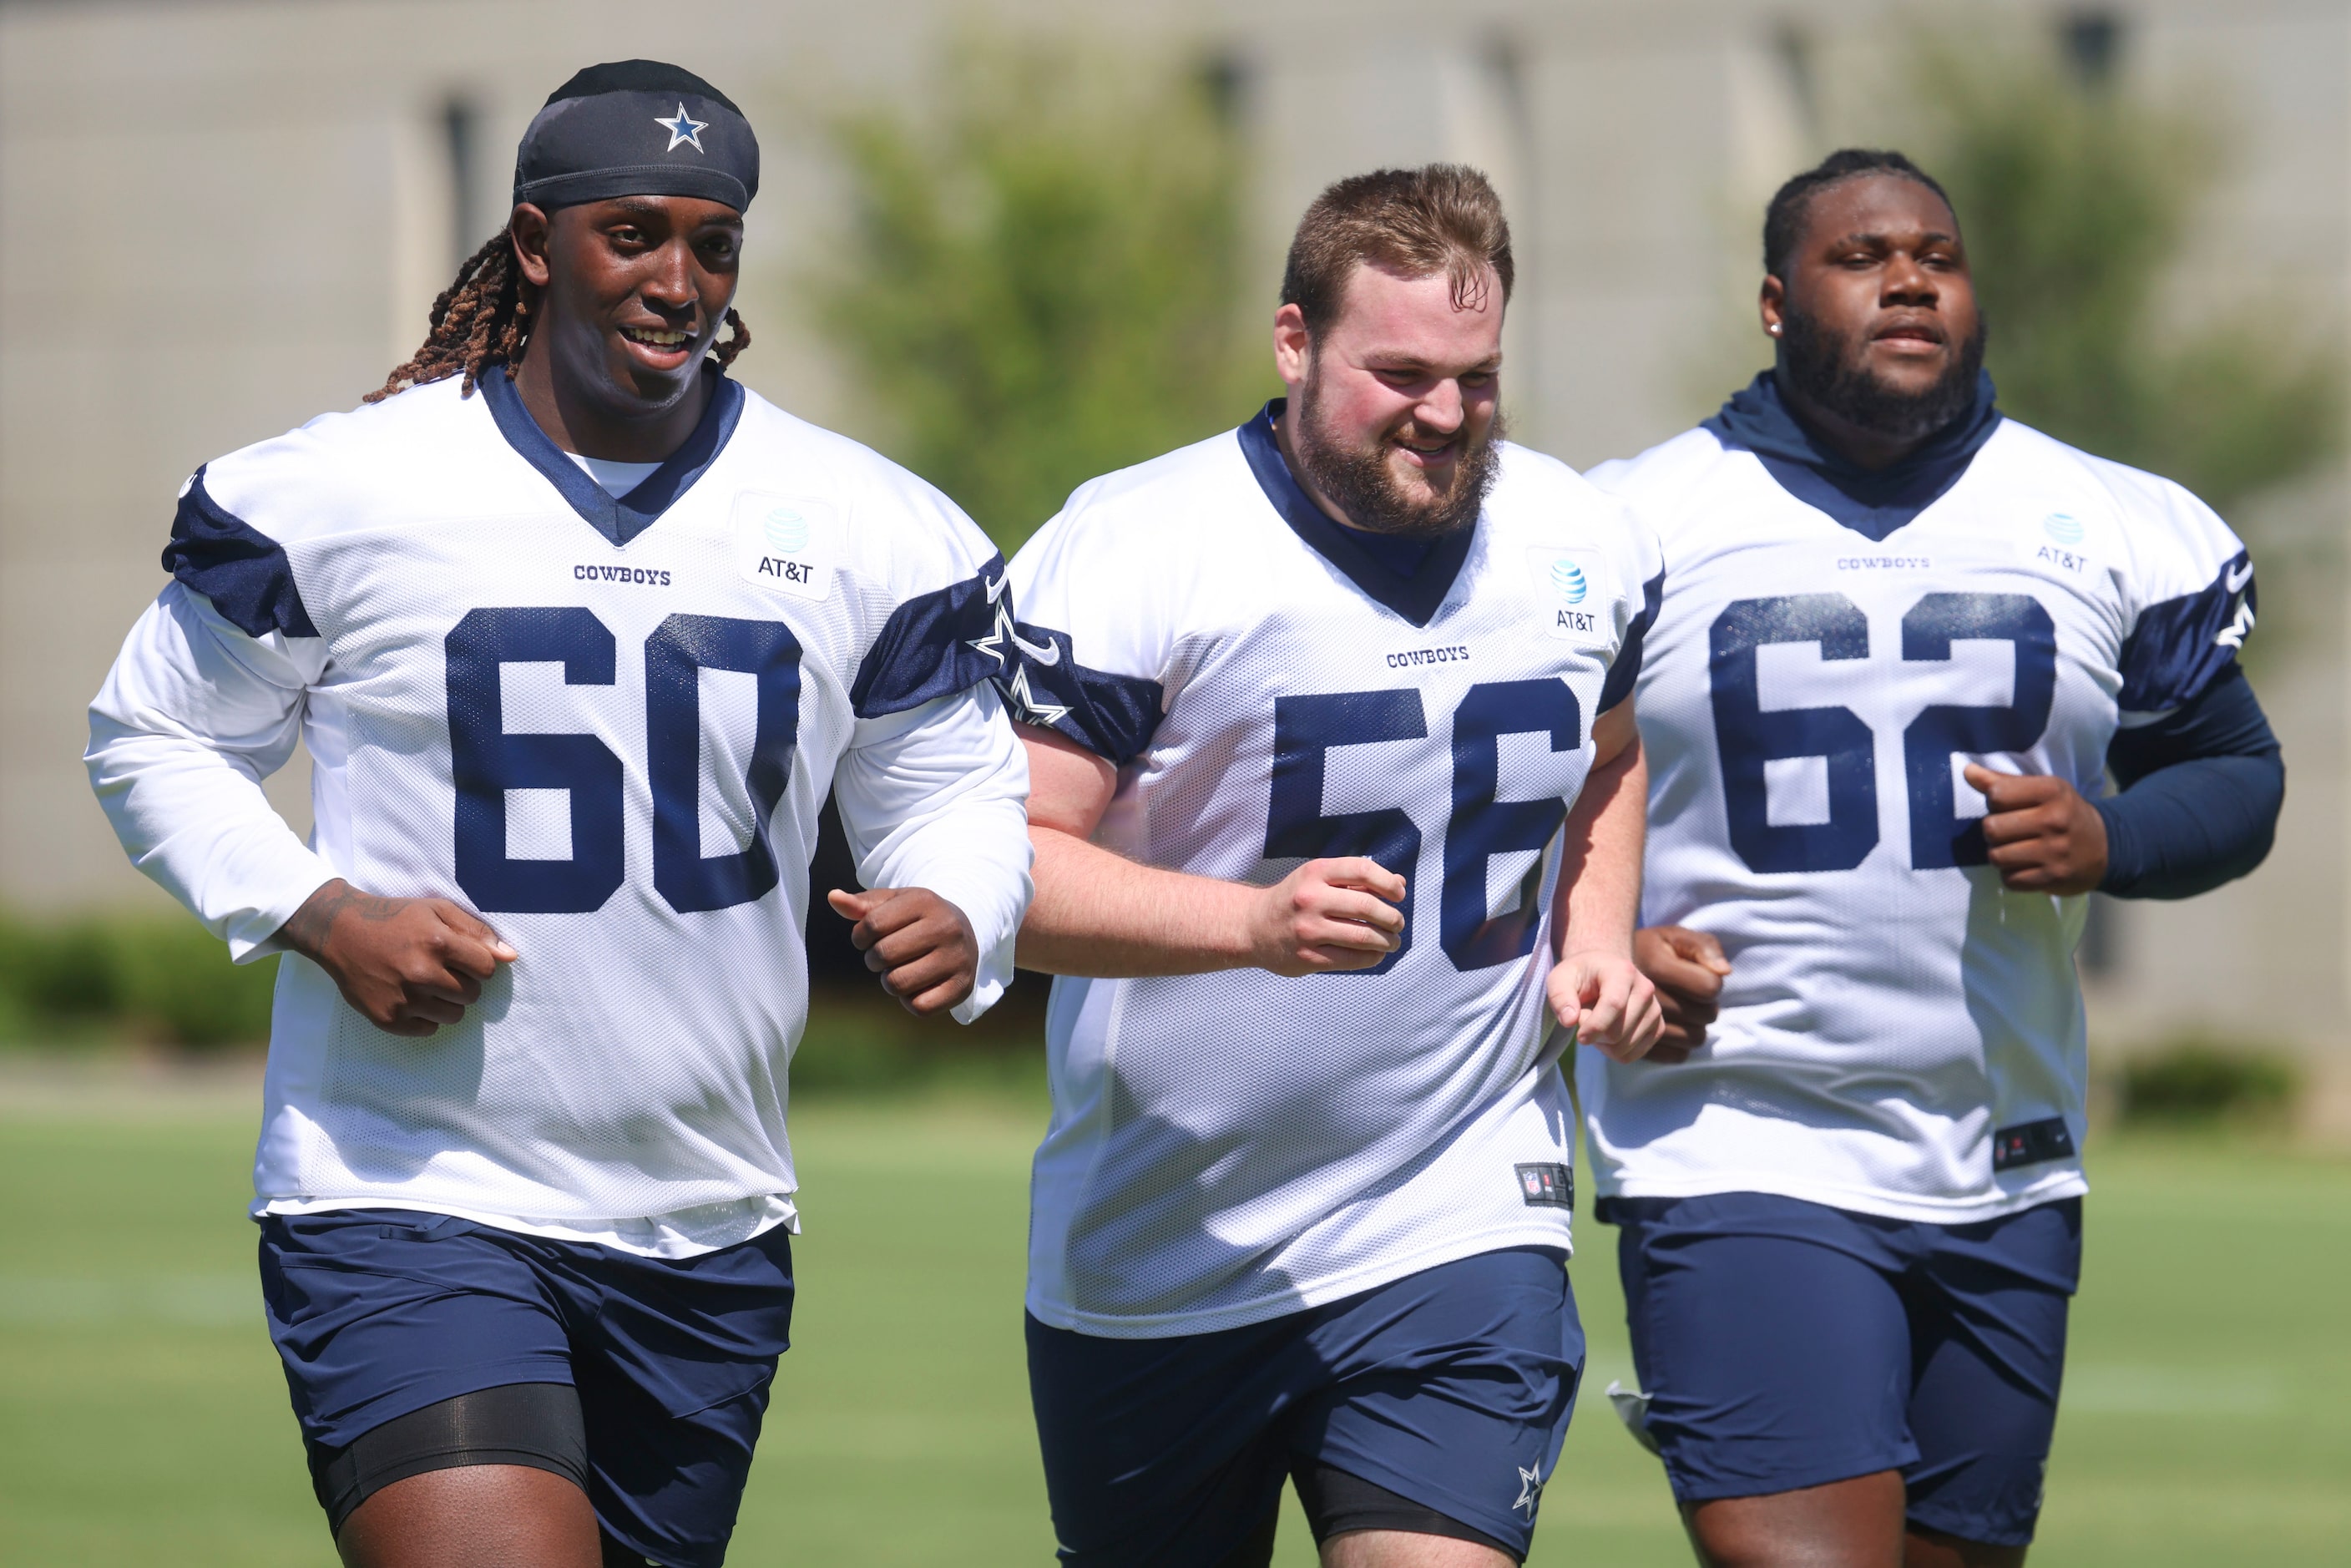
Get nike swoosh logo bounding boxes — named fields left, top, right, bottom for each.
left=1009, top=628, right=1061, bottom=665
left=2225, top=561, right=2253, bottom=594
left=985, top=573, right=1010, bottom=603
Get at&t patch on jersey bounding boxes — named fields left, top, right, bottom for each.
left=734, top=492, right=839, bottom=600
left=1530, top=546, right=1612, bottom=639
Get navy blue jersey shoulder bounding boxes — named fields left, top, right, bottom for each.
left=988, top=619, right=1166, bottom=764
left=1239, top=402, right=1474, bottom=628
left=2116, top=550, right=2253, bottom=715
left=850, top=555, right=1014, bottom=719
left=481, top=364, right=744, bottom=548
left=162, top=467, right=320, bottom=640
left=1704, top=371, right=2002, bottom=542
left=1598, top=565, right=1665, bottom=713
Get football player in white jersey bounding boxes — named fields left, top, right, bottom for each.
left=84, top=61, right=1032, bottom=1568
left=996, top=167, right=1663, bottom=1566
left=1586, top=149, right=2284, bottom=1567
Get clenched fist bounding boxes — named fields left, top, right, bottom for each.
left=1964, top=764, right=2109, bottom=897
left=828, top=887, right=980, bottom=1016
left=278, top=879, right=517, bottom=1037
left=1246, top=857, right=1408, bottom=976
left=1632, top=926, right=1734, bottom=1064
left=1550, top=949, right=1662, bottom=1065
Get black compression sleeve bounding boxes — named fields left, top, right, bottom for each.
left=2095, top=663, right=2284, bottom=900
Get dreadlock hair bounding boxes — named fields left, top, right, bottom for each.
left=367, top=224, right=752, bottom=403
left=1762, top=149, right=1956, bottom=280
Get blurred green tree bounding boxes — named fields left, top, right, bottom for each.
left=1913, top=44, right=2342, bottom=520
left=811, top=43, right=1263, bottom=555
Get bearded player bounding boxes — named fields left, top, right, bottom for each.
left=85, top=62, right=1031, bottom=1568
left=1587, top=149, right=2283, bottom=1566
left=994, top=166, right=1663, bottom=1567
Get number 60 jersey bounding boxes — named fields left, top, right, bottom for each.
left=1582, top=414, right=2252, bottom=1223
left=86, top=369, right=1033, bottom=1253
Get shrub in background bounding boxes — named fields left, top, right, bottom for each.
left=0, top=908, right=1049, bottom=1095
left=811, top=38, right=1262, bottom=556
left=0, top=914, right=276, bottom=1050
left=2117, top=1038, right=2302, bottom=1129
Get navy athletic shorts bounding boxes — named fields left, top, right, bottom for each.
left=1602, top=1191, right=2081, bottom=1547
left=1028, top=1246, right=1584, bottom=1565
left=258, top=1208, right=796, bottom=1567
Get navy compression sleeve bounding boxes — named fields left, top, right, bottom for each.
left=2094, top=663, right=2284, bottom=900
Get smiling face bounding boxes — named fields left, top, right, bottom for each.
left=1275, top=260, right=1506, bottom=538
left=510, top=195, right=743, bottom=440
left=1762, top=173, right=1984, bottom=447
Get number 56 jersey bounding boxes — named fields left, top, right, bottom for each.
left=1582, top=415, right=2252, bottom=1223
left=1005, top=403, right=1664, bottom=1338
left=86, top=369, right=1033, bottom=1252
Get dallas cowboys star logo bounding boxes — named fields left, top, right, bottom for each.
left=966, top=584, right=1062, bottom=669
left=1004, top=663, right=1071, bottom=727
left=655, top=103, right=708, bottom=154
left=1513, top=1464, right=1544, bottom=1515
left=2217, top=595, right=2255, bottom=650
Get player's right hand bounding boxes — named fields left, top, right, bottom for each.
left=277, top=879, right=517, bottom=1037
left=1247, top=857, right=1408, bottom=976
left=1632, top=925, right=1732, bottom=1063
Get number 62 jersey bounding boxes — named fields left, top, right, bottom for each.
left=86, top=368, right=1033, bottom=1252
left=1581, top=414, right=2253, bottom=1222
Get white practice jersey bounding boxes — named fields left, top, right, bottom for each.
left=88, top=369, right=1033, bottom=1254
left=1582, top=417, right=2252, bottom=1222
left=1004, top=404, right=1664, bottom=1337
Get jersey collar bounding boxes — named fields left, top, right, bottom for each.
left=1236, top=400, right=1476, bottom=629
left=1703, top=369, right=2001, bottom=542
left=480, top=363, right=746, bottom=547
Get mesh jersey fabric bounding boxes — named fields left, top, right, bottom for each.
left=87, top=372, right=1033, bottom=1254
left=1003, top=417, right=1665, bottom=1337
left=1582, top=416, right=2253, bottom=1222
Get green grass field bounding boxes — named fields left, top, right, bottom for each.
left=2, top=1086, right=2346, bottom=1565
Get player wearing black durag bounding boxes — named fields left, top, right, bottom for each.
left=1587, top=149, right=2283, bottom=1567
left=86, top=61, right=1034, bottom=1567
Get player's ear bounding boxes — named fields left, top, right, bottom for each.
left=1759, top=275, right=1787, bottom=341
left=509, top=204, right=555, bottom=290
left=1273, top=303, right=1312, bottom=386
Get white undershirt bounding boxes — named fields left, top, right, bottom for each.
left=566, top=451, right=665, bottom=497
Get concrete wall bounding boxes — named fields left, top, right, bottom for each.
left=4, top=0, right=2344, bottom=1067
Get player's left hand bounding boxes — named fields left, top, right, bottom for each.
left=828, top=888, right=979, bottom=1016
left=1550, top=949, right=1662, bottom=1065
left=1964, top=764, right=2109, bottom=897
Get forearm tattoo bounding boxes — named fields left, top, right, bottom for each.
left=281, top=881, right=407, bottom=959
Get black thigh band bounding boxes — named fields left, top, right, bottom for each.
left=1294, top=1460, right=1519, bottom=1562
left=308, top=1382, right=589, bottom=1536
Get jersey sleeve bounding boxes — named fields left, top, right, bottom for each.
left=844, top=467, right=1010, bottom=721
left=2111, top=475, right=2255, bottom=725
left=832, top=683, right=1034, bottom=1023
left=1596, top=509, right=1667, bottom=714
left=86, top=581, right=334, bottom=959
left=996, top=497, right=1176, bottom=763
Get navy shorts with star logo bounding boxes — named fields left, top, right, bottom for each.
left=1026, top=1245, right=1583, bottom=1565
